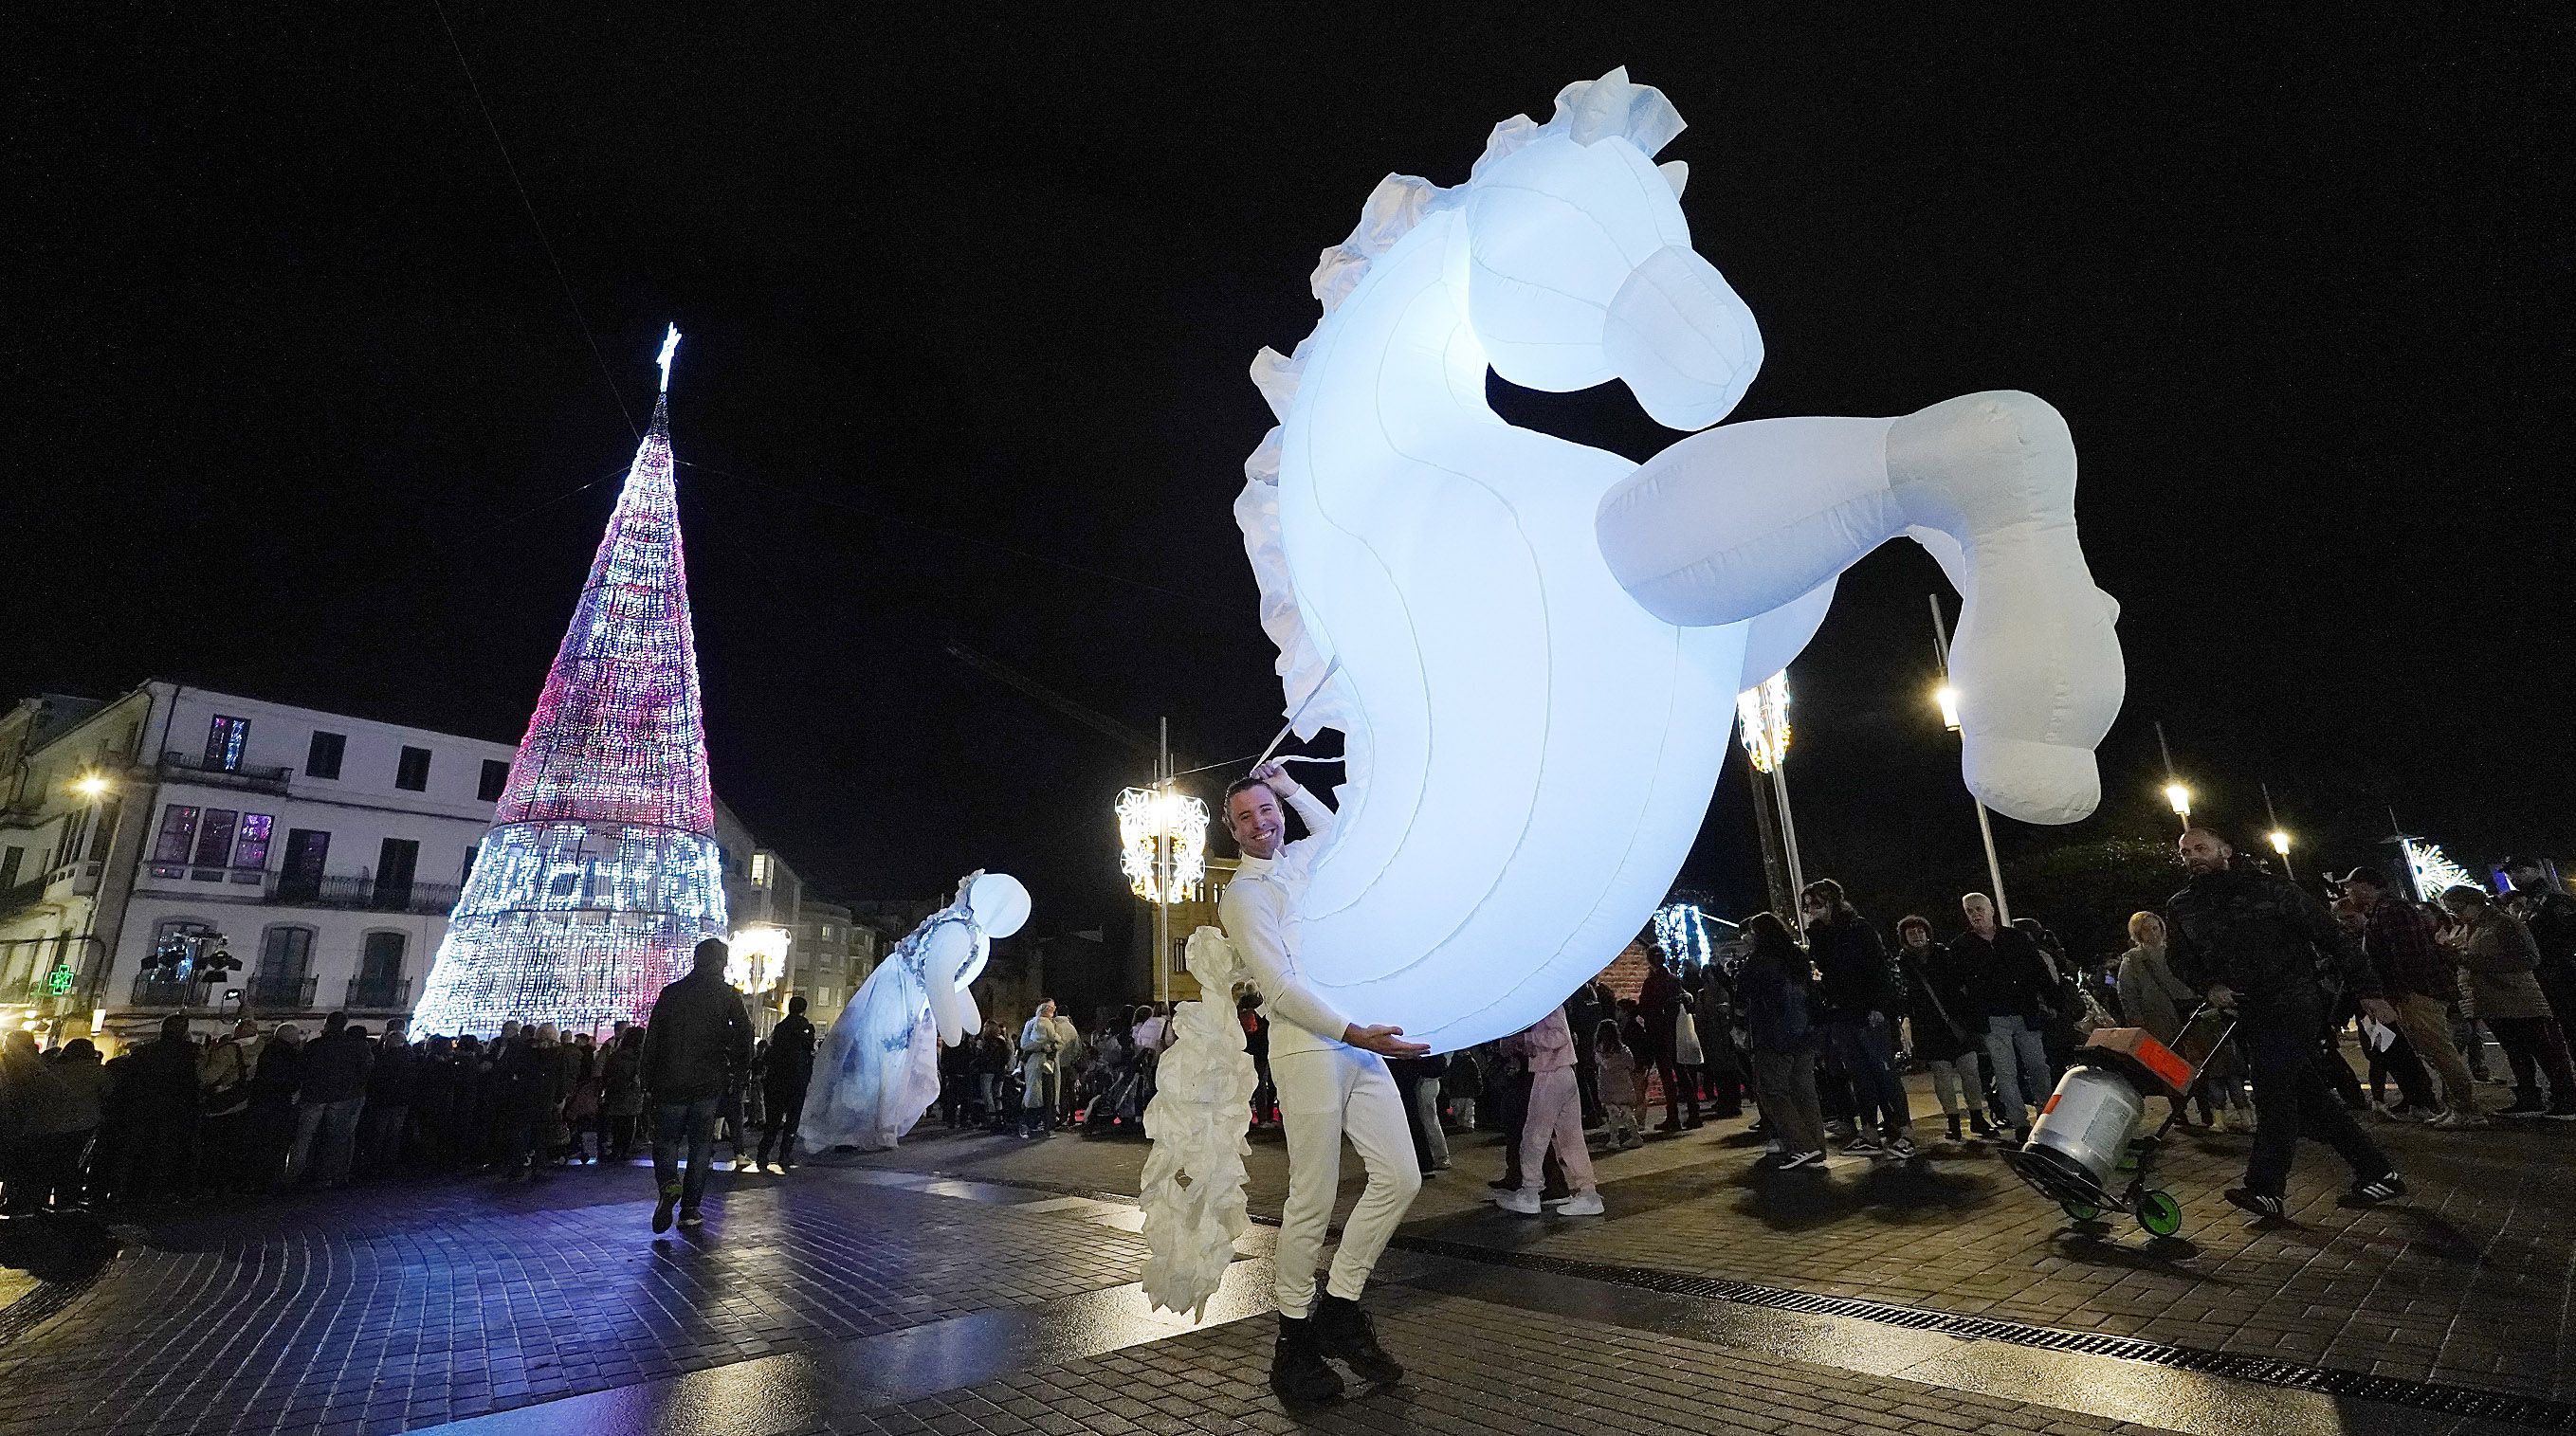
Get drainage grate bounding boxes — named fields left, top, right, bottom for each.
left=1390, top=1235, right=2576, bottom=1430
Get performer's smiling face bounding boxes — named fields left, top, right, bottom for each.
left=1227, top=784, right=1287, bottom=859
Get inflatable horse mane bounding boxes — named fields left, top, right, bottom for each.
left=1234, top=69, right=2125, bottom=1051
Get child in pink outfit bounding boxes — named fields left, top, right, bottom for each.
left=1496, top=1007, right=1602, bottom=1216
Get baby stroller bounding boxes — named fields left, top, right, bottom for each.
left=2002, top=1004, right=2236, bottom=1237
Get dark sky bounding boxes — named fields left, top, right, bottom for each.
left=9, top=9, right=2569, bottom=946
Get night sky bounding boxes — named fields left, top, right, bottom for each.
left=10, top=10, right=2568, bottom=951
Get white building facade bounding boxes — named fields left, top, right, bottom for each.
left=0, top=682, right=519, bottom=1042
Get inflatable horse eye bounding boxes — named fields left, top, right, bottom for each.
left=1235, top=68, right=2124, bottom=1053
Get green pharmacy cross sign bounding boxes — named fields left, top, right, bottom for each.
left=46, top=965, right=76, bottom=996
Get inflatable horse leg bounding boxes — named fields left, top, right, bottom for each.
left=1596, top=391, right=2123, bottom=824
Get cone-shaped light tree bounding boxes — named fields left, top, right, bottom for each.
left=411, top=326, right=729, bottom=1035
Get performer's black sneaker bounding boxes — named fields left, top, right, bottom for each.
left=651, top=1185, right=678, bottom=1233
left=2338, top=1172, right=2406, bottom=1208
left=1270, top=1314, right=1344, bottom=1408
left=1312, top=1293, right=1404, bottom=1386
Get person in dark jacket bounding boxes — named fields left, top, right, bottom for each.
left=1801, top=880, right=1912, bottom=1157
left=642, top=937, right=753, bottom=1231
left=1894, top=916, right=1991, bottom=1142
left=756, top=995, right=817, bottom=1172
left=1737, top=913, right=1826, bottom=1167
left=2505, top=858, right=2576, bottom=1063
left=1637, top=950, right=1699, bottom=1131
left=114, top=1014, right=204, bottom=1204
left=359, top=1020, right=420, bottom=1178
left=245, top=1023, right=304, bottom=1190
left=1951, top=893, right=2055, bottom=1140
left=285, top=1011, right=373, bottom=1189
left=2165, top=827, right=2405, bottom=1220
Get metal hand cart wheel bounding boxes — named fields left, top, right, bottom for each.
left=2001, top=1004, right=2236, bottom=1238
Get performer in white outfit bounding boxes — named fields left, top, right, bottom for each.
left=1217, top=761, right=1427, bottom=1406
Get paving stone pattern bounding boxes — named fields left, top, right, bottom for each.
left=810, top=1286, right=2183, bottom=1436
left=1412, top=1113, right=2576, bottom=1403
left=0, top=1168, right=1155, bottom=1436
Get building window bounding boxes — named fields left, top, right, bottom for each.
left=0, top=845, right=22, bottom=890
left=360, top=931, right=406, bottom=978
left=151, top=804, right=201, bottom=879
left=205, top=715, right=250, bottom=773
left=192, top=809, right=239, bottom=881
left=478, top=758, right=510, bottom=803
left=750, top=852, right=773, bottom=888
left=461, top=845, right=478, bottom=884
left=306, top=731, right=345, bottom=780
left=231, top=813, right=275, bottom=882
left=395, top=746, right=431, bottom=791
left=374, top=838, right=419, bottom=908
left=279, top=828, right=329, bottom=901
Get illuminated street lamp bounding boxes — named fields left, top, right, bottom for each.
left=72, top=772, right=111, bottom=799
left=2260, top=783, right=2295, bottom=881
left=726, top=924, right=792, bottom=998
left=2164, top=782, right=2193, bottom=823
left=1928, top=597, right=2010, bottom=924
left=1736, top=669, right=1802, bottom=916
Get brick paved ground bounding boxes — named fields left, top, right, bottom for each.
left=0, top=1166, right=1159, bottom=1436
left=841, top=1069, right=2576, bottom=1404
left=811, top=1284, right=2183, bottom=1436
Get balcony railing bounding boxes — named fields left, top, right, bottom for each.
left=345, top=974, right=412, bottom=1009
left=158, top=750, right=295, bottom=792
left=128, top=974, right=200, bottom=1008
left=247, top=972, right=319, bottom=1009
left=0, top=876, right=46, bottom=919
left=272, top=874, right=461, bottom=916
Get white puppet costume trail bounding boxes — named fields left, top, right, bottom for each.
left=1233, top=68, right=2128, bottom=1055
left=800, top=872, right=1030, bottom=1153
left=1139, top=927, right=1262, bottom=1320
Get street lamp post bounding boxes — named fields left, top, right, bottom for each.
left=2154, top=722, right=2192, bottom=832
left=1929, top=597, right=2011, bottom=925
left=1114, top=718, right=1208, bottom=1005
left=1735, top=670, right=1801, bottom=919
left=2261, top=782, right=2294, bottom=882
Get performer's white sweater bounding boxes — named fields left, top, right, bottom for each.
left=1216, top=786, right=1353, bottom=1060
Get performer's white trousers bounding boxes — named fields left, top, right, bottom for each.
left=1272, top=1045, right=1421, bottom=1318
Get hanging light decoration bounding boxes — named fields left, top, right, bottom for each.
left=1736, top=670, right=1791, bottom=775
left=411, top=326, right=731, bottom=1037
left=1117, top=786, right=1209, bottom=903
left=726, top=925, right=792, bottom=996
left=1651, top=901, right=1715, bottom=969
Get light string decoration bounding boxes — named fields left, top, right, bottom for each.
left=412, top=325, right=732, bottom=1036
left=2401, top=836, right=2479, bottom=903
left=1651, top=900, right=1719, bottom=970
left=1116, top=787, right=1209, bottom=903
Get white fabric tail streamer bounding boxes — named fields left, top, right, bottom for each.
left=1140, top=927, right=1260, bottom=1319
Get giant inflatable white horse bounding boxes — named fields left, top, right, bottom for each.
left=1236, top=69, right=2125, bottom=1052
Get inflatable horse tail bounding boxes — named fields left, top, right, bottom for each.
left=1140, top=928, right=1260, bottom=1319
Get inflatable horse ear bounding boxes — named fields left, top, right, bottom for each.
left=1234, top=67, right=2124, bottom=1053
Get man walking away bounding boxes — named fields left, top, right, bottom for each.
left=1954, top=894, right=2055, bottom=1141
left=1218, top=761, right=1424, bottom=1407
left=2165, top=828, right=2405, bottom=1221
left=1802, top=880, right=1912, bottom=1157
left=197, top=1019, right=259, bottom=1191
left=2340, top=866, right=2486, bottom=1128
left=642, top=937, right=753, bottom=1232
left=757, top=995, right=816, bottom=1172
